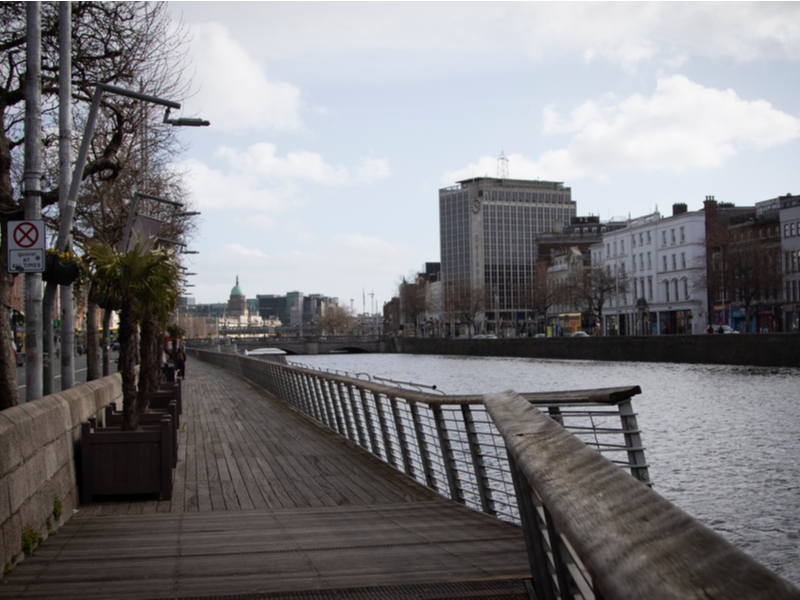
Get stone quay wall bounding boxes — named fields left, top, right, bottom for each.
left=390, top=333, right=799, bottom=368
left=0, top=375, right=122, bottom=573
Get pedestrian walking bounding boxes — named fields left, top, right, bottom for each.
left=176, top=342, right=187, bottom=379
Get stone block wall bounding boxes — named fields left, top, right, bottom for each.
left=391, top=333, right=800, bottom=368
left=0, top=374, right=122, bottom=573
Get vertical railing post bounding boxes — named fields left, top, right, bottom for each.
left=388, top=395, right=413, bottom=477
left=336, top=382, right=357, bottom=442
left=322, top=378, right=343, bottom=434
left=358, top=388, right=379, bottom=455
left=303, top=373, right=322, bottom=423
left=410, top=402, right=438, bottom=491
left=287, top=369, right=303, bottom=409
left=431, top=405, right=461, bottom=503
left=374, top=393, right=399, bottom=469
left=347, top=384, right=369, bottom=449
left=312, top=376, right=331, bottom=428
left=507, top=451, right=558, bottom=600
left=462, top=405, right=494, bottom=516
left=618, top=399, right=650, bottom=484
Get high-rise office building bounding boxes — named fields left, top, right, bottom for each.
left=439, top=177, right=575, bottom=327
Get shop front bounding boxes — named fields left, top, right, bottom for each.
left=658, top=310, right=693, bottom=335
left=785, top=305, right=800, bottom=333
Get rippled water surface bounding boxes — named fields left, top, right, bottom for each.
left=291, top=353, right=800, bottom=585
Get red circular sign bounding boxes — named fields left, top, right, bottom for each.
left=13, top=222, right=39, bottom=248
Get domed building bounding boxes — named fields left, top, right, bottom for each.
left=228, top=276, right=247, bottom=318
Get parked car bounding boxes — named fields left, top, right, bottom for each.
left=719, top=325, right=739, bottom=334
left=110, top=341, right=120, bottom=351
left=571, top=331, right=590, bottom=337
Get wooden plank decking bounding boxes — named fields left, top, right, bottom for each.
left=0, top=358, right=531, bottom=599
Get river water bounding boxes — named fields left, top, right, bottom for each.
left=289, top=353, right=800, bottom=585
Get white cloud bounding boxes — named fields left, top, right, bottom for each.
left=217, top=143, right=349, bottom=185
left=238, top=215, right=276, bottom=230
left=181, top=22, right=303, bottom=131
left=187, top=4, right=800, bottom=76
left=176, top=158, right=295, bottom=212
left=444, top=75, right=800, bottom=183
left=178, top=144, right=391, bottom=213
left=355, top=157, right=391, bottom=183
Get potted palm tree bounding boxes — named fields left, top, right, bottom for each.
left=79, top=239, right=181, bottom=502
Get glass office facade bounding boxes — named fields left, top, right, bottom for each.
left=439, top=178, right=575, bottom=323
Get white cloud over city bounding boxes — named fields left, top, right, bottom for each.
left=444, top=75, right=800, bottom=184
left=180, top=22, right=303, bottom=130
left=170, top=2, right=800, bottom=307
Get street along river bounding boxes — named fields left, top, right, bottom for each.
left=290, top=353, right=800, bottom=585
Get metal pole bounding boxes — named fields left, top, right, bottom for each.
left=59, top=0, right=74, bottom=389
left=24, top=2, right=43, bottom=402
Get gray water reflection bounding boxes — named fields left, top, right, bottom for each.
left=291, top=353, right=800, bottom=585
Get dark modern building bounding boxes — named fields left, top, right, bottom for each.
left=257, top=291, right=339, bottom=330
left=439, top=177, right=576, bottom=328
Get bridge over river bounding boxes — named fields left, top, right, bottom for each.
left=207, top=334, right=386, bottom=355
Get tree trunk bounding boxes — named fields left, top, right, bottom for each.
left=119, top=303, right=139, bottom=431
left=102, top=309, right=111, bottom=376
left=136, top=313, right=159, bottom=415
left=86, top=294, right=101, bottom=381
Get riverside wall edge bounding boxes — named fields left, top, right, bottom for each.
left=389, top=333, right=799, bottom=368
left=0, top=374, right=122, bottom=573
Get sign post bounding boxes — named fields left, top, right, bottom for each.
left=7, top=220, right=45, bottom=273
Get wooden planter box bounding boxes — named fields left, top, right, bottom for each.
left=104, top=401, right=179, bottom=467
left=80, top=416, right=173, bottom=503
left=151, top=381, right=182, bottom=416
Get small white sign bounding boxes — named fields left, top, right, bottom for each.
left=7, top=220, right=46, bottom=273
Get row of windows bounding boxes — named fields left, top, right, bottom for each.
left=613, top=277, right=691, bottom=305
left=607, top=226, right=688, bottom=258
left=786, top=280, right=800, bottom=303
left=784, top=222, right=800, bottom=238
left=786, top=251, right=800, bottom=273
left=482, top=190, right=571, bottom=204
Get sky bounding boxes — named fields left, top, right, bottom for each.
left=166, top=1, right=800, bottom=313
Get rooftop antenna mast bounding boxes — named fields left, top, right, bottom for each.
left=497, top=150, right=509, bottom=179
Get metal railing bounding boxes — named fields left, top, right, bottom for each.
left=195, top=350, right=799, bottom=598
left=488, top=390, right=798, bottom=600
left=196, top=350, right=648, bottom=521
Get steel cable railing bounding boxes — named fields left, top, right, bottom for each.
left=197, top=349, right=650, bottom=525
left=195, top=349, right=799, bottom=599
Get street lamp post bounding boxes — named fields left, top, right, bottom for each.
left=41, top=83, right=208, bottom=394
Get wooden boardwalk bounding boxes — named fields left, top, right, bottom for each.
left=0, top=359, right=531, bottom=599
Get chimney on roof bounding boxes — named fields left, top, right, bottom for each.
left=673, top=203, right=688, bottom=216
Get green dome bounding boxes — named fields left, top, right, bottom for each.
left=230, top=276, right=244, bottom=297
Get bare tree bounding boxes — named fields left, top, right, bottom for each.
left=0, top=2, right=193, bottom=408
left=579, top=265, right=629, bottom=335
left=398, top=275, right=428, bottom=337
left=444, top=279, right=485, bottom=338
left=319, top=305, right=355, bottom=336
left=705, top=225, right=783, bottom=332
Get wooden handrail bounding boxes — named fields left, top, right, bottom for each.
left=484, top=390, right=799, bottom=600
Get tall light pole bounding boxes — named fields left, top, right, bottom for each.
left=24, top=2, right=43, bottom=401
left=42, top=83, right=208, bottom=392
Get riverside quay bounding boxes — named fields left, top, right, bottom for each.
left=1, top=344, right=798, bottom=599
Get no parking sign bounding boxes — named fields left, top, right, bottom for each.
left=7, top=220, right=45, bottom=273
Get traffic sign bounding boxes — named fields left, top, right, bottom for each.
left=7, top=220, right=45, bottom=273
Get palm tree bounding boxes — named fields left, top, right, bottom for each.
left=136, top=258, right=181, bottom=413
left=88, top=239, right=181, bottom=430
